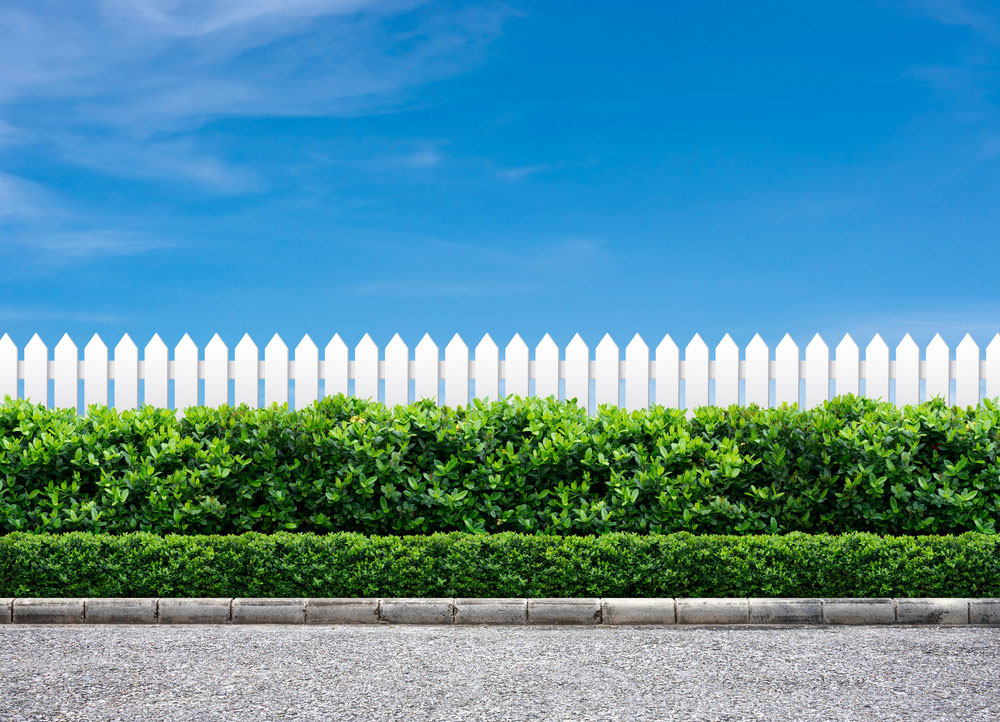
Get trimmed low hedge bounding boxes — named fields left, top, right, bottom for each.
left=2, top=532, right=999, bottom=597
left=3, top=395, right=1000, bottom=536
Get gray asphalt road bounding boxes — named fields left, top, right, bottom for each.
left=1, top=625, right=998, bottom=722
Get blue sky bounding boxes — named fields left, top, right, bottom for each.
left=2, top=0, right=1000, bottom=353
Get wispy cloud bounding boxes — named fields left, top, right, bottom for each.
left=0, top=0, right=514, bottom=192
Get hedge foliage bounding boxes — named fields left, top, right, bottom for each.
left=2, top=532, right=998, bottom=597
left=2, top=395, right=1000, bottom=535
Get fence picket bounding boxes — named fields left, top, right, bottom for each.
left=0, top=334, right=15, bottom=401
left=745, top=334, right=769, bottom=407
left=294, top=335, right=319, bottom=409
left=384, top=334, right=408, bottom=407
left=204, top=334, right=228, bottom=407
left=144, top=335, right=168, bottom=408
left=654, top=335, right=679, bottom=408
left=565, top=334, right=589, bottom=409
left=445, top=334, right=469, bottom=407
left=505, top=334, right=529, bottom=397
left=84, top=334, right=108, bottom=408
left=925, top=334, right=950, bottom=403
left=804, top=334, right=828, bottom=409
left=535, top=334, right=559, bottom=399
left=264, top=334, right=289, bottom=406
left=896, top=334, right=919, bottom=406
left=174, top=334, right=199, bottom=411
left=324, top=334, right=348, bottom=397
left=715, top=334, right=738, bottom=407
left=955, top=334, right=979, bottom=407
left=54, top=334, right=78, bottom=410
left=474, top=334, right=499, bottom=401
left=624, top=334, right=649, bottom=411
left=987, top=335, right=1000, bottom=402
left=414, top=334, right=438, bottom=402
left=24, top=334, right=47, bottom=406
left=835, top=334, right=859, bottom=398
left=354, top=334, right=378, bottom=402
left=595, top=334, right=619, bottom=407
left=685, top=334, right=709, bottom=409
left=865, top=334, right=889, bottom=401
left=113, top=334, right=138, bottom=410
left=775, top=334, right=798, bottom=406
left=234, top=334, right=258, bottom=406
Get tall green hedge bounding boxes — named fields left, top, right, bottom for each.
left=2, top=395, right=1000, bottom=535
left=2, top=532, right=998, bottom=597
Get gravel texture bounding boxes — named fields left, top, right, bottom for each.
left=2, top=625, right=999, bottom=721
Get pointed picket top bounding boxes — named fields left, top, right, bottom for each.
left=834, top=333, right=860, bottom=398
left=296, top=333, right=317, bottom=355
left=444, top=333, right=470, bottom=407
left=654, top=334, right=680, bottom=408
left=83, top=334, right=109, bottom=409
left=624, top=333, right=649, bottom=411
left=535, top=333, right=559, bottom=399
left=566, top=333, right=588, bottom=352
left=384, top=333, right=409, bottom=407
left=324, top=333, right=349, bottom=398
left=774, top=334, right=799, bottom=406
left=0, top=333, right=16, bottom=401
left=294, top=334, right=319, bottom=410
left=145, top=333, right=167, bottom=355
left=85, top=333, right=107, bottom=355
left=865, top=333, right=890, bottom=401
left=504, top=333, right=529, bottom=398
left=896, top=333, right=919, bottom=353
left=595, top=333, right=619, bottom=408
left=955, top=333, right=980, bottom=407
left=685, top=334, right=709, bottom=409
left=804, top=334, right=829, bottom=409
left=55, top=333, right=77, bottom=355
left=656, top=333, right=678, bottom=356
left=414, top=333, right=439, bottom=402
left=476, top=333, right=498, bottom=355
left=805, top=333, right=828, bottom=355
left=265, top=333, right=288, bottom=354
left=836, top=333, right=858, bottom=355
left=203, top=333, right=229, bottom=408
left=354, top=333, right=379, bottom=402
left=474, top=333, right=500, bottom=401
left=115, top=333, right=137, bottom=356
left=205, top=333, right=227, bottom=353
left=235, top=333, right=257, bottom=354
left=715, top=334, right=739, bottom=407
left=324, top=333, right=347, bottom=358
left=744, top=333, right=769, bottom=407
left=24, top=334, right=49, bottom=406
left=925, top=333, right=951, bottom=404
left=175, top=333, right=198, bottom=355
left=53, top=334, right=79, bottom=411
left=445, top=332, right=468, bottom=354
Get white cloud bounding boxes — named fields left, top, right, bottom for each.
left=0, top=0, right=514, bottom=190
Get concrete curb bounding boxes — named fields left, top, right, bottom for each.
left=3, top=598, right=998, bottom=625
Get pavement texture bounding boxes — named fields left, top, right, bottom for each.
left=2, top=625, right=998, bottom=722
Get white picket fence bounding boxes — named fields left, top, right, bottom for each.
left=0, top=331, right=998, bottom=413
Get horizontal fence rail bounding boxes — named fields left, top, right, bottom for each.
left=0, top=332, right=998, bottom=413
